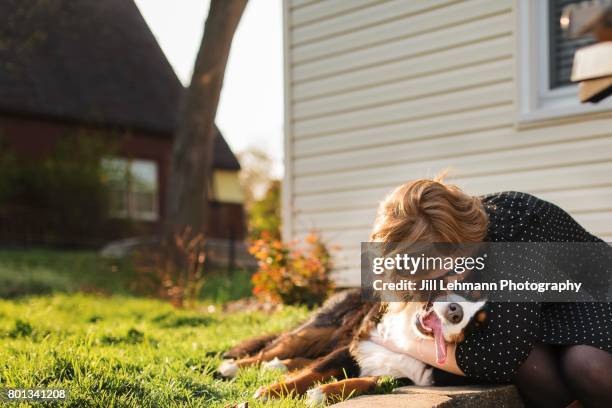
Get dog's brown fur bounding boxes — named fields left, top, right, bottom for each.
left=220, top=289, right=396, bottom=402
left=223, top=290, right=371, bottom=361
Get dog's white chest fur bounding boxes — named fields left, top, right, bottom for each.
left=353, top=308, right=433, bottom=386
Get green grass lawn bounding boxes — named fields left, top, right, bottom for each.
left=0, top=294, right=312, bottom=407
left=0, top=250, right=315, bottom=407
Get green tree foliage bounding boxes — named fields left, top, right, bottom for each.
left=248, top=180, right=281, bottom=241
left=238, top=147, right=275, bottom=206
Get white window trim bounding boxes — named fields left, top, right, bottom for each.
left=516, top=0, right=612, bottom=124
left=129, top=191, right=159, bottom=222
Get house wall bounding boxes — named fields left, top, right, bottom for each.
left=0, top=115, right=246, bottom=244
left=282, top=0, right=612, bottom=286
left=0, top=115, right=171, bottom=236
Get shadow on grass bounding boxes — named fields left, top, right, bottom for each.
left=0, top=249, right=255, bottom=304
left=99, top=328, right=146, bottom=345
left=0, top=249, right=132, bottom=298
left=157, top=315, right=218, bottom=328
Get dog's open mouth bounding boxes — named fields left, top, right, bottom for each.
left=416, top=310, right=447, bottom=365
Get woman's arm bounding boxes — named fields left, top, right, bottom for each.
left=372, top=329, right=465, bottom=376
left=406, top=338, right=465, bottom=376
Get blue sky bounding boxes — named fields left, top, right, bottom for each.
left=134, top=0, right=284, bottom=175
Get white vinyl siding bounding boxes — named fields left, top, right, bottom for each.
left=283, top=0, right=612, bottom=286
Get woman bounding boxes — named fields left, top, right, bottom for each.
left=372, top=177, right=612, bottom=408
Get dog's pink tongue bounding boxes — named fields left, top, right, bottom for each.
left=423, top=313, right=447, bottom=364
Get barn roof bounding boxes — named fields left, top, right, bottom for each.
left=0, top=0, right=240, bottom=170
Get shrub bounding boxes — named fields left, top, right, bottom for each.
left=249, top=231, right=335, bottom=307
left=0, top=138, right=16, bottom=204
left=131, top=228, right=207, bottom=308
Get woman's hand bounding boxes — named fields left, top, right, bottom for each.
left=374, top=328, right=465, bottom=376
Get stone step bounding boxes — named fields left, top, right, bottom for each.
left=330, top=385, right=524, bottom=408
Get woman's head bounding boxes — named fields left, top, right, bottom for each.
left=371, top=176, right=488, bottom=243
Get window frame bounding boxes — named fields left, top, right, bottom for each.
left=516, top=0, right=612, bottom=124
left=102, top=157, right=159, bottom=222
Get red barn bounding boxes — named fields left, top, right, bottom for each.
left=0, top=0, right=245, bottom=246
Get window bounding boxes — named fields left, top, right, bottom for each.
left=211, top=170, right=244, bottom=204
left=548, top=0, right=596, bottom=89
left=101, top=157, right=159, bottom=221
left=517, top=0, right=611, bottom=123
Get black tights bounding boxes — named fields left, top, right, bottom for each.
left=514, top=344, right=612, bottom=408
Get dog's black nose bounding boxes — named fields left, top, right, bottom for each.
left=445, top=303, right=463, bottom=323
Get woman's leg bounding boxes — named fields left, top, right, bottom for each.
left=560, top=345, right=612, bottom=408
left=513, top=344, right=573, bottom=408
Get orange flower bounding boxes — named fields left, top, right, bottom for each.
left=305, top=233, right=318, bottom=245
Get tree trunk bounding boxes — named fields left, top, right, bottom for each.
left=165, top=0, right=248, bottom=235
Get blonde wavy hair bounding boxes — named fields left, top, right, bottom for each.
left=371, top=175, right=488, bottom=243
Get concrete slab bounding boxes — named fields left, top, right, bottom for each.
left=330, top=385, right=524, bottom=408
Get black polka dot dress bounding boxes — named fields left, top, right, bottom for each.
left=455, top=191, right=612, bottom=382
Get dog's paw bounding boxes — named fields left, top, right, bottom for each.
left=218, top=359, right=239, bottom=378
left=306, top=386, right=326, bottom=406
left=227, top=402, right=249, bottom=408
left=262, top=357, right=287, bottom=372
left=412, top=365, right=434, bottom=386
left=253, top=382, right=291, bottom=400
left=253, top=385, right=277, bottom=401
left=253, top=386, right=270, bottom=401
